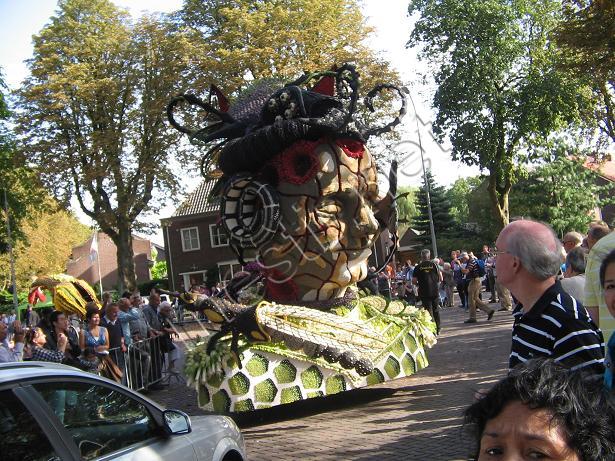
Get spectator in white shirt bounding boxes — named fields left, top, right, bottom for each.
left=0, top=319, right=25, bottom=362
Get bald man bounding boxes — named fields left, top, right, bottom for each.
left=495, top=220, right=604, bottom=374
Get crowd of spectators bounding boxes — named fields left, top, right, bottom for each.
left=356, top=246, right=508, bottom=328
left=1, top=218, right=614, bottom=442
left=0, top=288, right=179, bottom=392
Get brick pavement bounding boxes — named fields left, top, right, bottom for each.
left=150, top=303, right=515, bottom=461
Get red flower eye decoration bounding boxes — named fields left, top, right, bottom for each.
left=335, top=138, right=364, bottom=159
left=273, top=139, right=321, bottom=185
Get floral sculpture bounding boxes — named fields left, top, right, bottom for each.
left=167, top=65, right=436, bottom=412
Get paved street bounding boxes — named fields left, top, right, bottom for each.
left=151, top=303, right=514, bottom=460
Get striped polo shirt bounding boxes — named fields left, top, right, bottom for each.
left=510, top=282, right=605, bottom=375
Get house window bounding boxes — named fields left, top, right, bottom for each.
left=218, top=262, right=234, bottom=282
left=180, top=227, right=200, bottom=252
left=217, top=259, right=253, bottom=282
left=209, top=224, right=229, bottom=248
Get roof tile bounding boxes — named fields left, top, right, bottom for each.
left=172, top=179, right=220, bottom=217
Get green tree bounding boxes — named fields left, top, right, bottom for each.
left=150, top=261, right=168, bottom=280
left=412, top=170, right=455, bottom=251
left=177, top=0, right=397, bottom=96
left=396, top=185, right=418, bottom=233
left=510, top=149, right=615, bottom=236
left=445, top=150, right=615, bottom=239
left=0, top=69, right=47, bottom=252
left=176, top=0, right=403, bottom=162
left=15, top=0, right=194, bottom=292
left=0, top=198, right=91, bottom=290
left=446, top=176, right=483, bottom=226
left=555, top=0, right=615, bottom=144
left=408, top=0, right=592, bottom=231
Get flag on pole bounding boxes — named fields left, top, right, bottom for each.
left=89, top=232, right=98, bottom=263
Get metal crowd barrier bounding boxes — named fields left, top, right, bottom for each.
left=105, top=335, right=166, bottom=391
left=101, top=315, right=221, bottom=391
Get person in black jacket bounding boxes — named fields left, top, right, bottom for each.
left=412, top=249, right=443, bottom=334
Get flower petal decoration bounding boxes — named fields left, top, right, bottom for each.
left=335, top=138, right=364, bottom=159
left=272, top=139, right=321, bottom=185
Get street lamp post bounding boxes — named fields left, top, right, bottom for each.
left=408, top=95, right=438, bottom=258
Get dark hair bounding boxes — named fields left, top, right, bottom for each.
left=83, top=346, right=96, bottom=358
left=464, top=359, right=615, bottom=460
left=600, top=249, right=615, bottom=287
left=85, top=307, right=100, bottom=322
left=25, top=327, right=42, bottom=345
left=565, top=246, right=587, bottom=274
left=168, top=64, right=406, bottom=179
left=589, top=225, right=611, bottom=241
left=49, top=310, right=66, bottom=326
left=105, top=302, right=119, bottom=315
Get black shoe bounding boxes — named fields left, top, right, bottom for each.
left=487, top=310, right=495, bottom=321
left=464, top=318, right=477, bottom=324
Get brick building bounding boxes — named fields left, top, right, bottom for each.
left=66, top=232, right=164, bottom=291
left=584, top=157, right=615, bottom=226
left=161, top=180, right=251, bottom=292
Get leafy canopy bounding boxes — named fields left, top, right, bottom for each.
left=15, top=0, right=195, bottom=290
left=178, top=0, right=397, bottom=94
left=444, top=148, right=614, bottom=240
left=0, top=197, right=91, bottom=291
left=555, top=0, right=615, bottom=144
left=0, top=69, right=47, bottom=251
left=407, top=0, right=593, bottom=229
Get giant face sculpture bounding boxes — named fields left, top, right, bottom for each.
left=167, top=65, right=406, bottom=305
left=259, top=138, right=379, bottom=302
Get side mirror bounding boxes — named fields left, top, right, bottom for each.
left=163, top=409, right=192, bottom=435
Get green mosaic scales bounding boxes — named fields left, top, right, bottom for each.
left=186, top=296, right=436, bottom=413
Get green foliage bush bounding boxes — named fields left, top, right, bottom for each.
left=138, top=278, right=169, bottom=295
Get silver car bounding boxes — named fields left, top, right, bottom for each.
left=0, top=361, right=246, bottom=461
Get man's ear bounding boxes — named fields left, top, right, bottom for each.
left=511, top=256, right=522, bottom=274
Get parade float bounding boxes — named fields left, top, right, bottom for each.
left=167, top=65, right=436, bottom=412
left=29, top=274, right=101, bottom=317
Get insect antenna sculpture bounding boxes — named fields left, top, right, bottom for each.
left=167, top=64, right=436, bottom=412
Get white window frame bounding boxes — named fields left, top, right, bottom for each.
left=209, top=224, right=229, bottom=248
left=180, top=227, right=200, bottom=252
left=217, top=258, right=255, bottom=282
left=179, top=270, right=207, bottom=292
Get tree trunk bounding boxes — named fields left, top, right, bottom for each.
left=487, top=173, right=510, bottom=232
left=113, top=223, right=137, bottom=294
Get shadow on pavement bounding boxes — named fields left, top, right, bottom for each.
left=233, top=387, right=397, bottom=428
